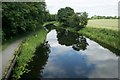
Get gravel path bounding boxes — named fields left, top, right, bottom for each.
left=0, top=39, right=23, bottom=80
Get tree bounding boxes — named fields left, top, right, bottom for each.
left=57, top=7, right=75, bottom=26
left=57, top=7, right=88, bottom=30
left=67, top=14, right=80, bottom=28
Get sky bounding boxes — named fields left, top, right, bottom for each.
left=45, top=0, right=119, bottom=17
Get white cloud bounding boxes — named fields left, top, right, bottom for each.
left=45, top=0, right=119, bottom=17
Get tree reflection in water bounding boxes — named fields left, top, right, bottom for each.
left=20, top=42, right=50, bottom=79
left=56, top=28, right=89, bottom=51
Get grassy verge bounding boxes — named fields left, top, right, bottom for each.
left=79, top=27, right=120, bottom=54
left=12, top=28, right=47, bottom=79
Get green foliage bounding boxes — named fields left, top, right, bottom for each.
left=67, top=14, right=80, bottom=28
left=57, top=7, right=75, bottom=26
left=2, top=2, right=48, bottom=43
left=46, top=13, right=57, bottom=21
left=12, top=28, right=47, bottom=79
left=79, top=12, right=88, bottom=27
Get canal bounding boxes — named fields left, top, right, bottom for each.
left=20, top=28, right=119, bottom=79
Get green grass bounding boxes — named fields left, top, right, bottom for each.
left=79, top=27, right=120, bottom=51
left=13, top=28, right=47, bottom=79
left=87, top=19, right=118, bottom=30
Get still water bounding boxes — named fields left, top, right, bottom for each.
left=20, top=28, right=119, bottom=79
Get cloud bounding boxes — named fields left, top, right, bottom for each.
left=45, top=0, right=119, bottom=17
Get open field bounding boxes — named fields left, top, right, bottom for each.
left=87, top=19, right=118, bottom=30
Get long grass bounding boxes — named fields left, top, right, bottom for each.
left=79, top=27, right=120, bottom=52
left=13, top=28, right=47, bottom=79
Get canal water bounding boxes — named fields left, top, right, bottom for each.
left=20, top=28, right=119, bottom=79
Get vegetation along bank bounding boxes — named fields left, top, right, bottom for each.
left=79, top=27, right=120, bottom=55
left=12, top=28, right=47, bottom=79
left=2, top=2, right=50, bottom=79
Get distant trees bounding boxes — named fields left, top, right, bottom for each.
left=2, top=2, right=49, bottom=43
left=57, top=7, right=88, bottom=30
left=90, top=15, right=118, bottom=19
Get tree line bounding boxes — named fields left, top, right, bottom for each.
left=90, top=15, right=118, bottom=19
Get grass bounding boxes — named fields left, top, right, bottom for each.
left=87, top=19, right=118, bottom=30
left=12, top=28, right=47, bottom=79
left=79, top=27, right=120, bottom=53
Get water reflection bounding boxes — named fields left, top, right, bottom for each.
left=56, top=28, right=88, bottom=51
left=20, top=43, right=50, bottom=79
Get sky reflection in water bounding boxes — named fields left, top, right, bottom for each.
left=42, top=29, right=118, bottom=78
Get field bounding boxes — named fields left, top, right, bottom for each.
left=87, top=19, right=118, bottom=30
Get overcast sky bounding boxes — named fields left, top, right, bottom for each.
left=45, top=0, right=119, bottom=17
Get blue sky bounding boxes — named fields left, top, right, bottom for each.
left=45, top=0, right=119, bottom=17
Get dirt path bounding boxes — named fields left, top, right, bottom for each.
left=0, top=39, right=23, bottom=80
